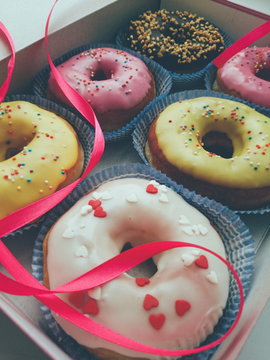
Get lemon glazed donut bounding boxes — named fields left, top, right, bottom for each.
left=216, top=47, right=270, bottom=108
left=0, top=101, right=83, bottom=219
left=47, top=47, right=156, bottom=131
left=43, top=178, right=229, bottom=360
left=146, top=97, right=270, bottom=210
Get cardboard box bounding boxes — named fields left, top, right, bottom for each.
left=1, top=1, right=270, bottom=359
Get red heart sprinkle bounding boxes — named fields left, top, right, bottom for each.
left=82, top=298, right=99, bottom=316
left=146, top=184, right=158, bottom=194
left=143, top=294, right=159, bottom=311
left=149, top=314, right=165, bottom=330
left=94, top=206, right=107, bottom=218
left=88, top=199, right=102, bottom=209
left=69, top=291, right=85, bottom=308
left=136, top=278, right=150, bottom=287
left=175, top=300, right=191, bottom=316
left=195, top=255, right=209, bottom=269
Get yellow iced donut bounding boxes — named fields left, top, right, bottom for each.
left=0, top=101, right=84, bottom=219
left=147, top=97, right=270, bottom=209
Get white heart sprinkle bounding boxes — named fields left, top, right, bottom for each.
left=181, top=226, right=194, bottom=236
left=159, top=184, right=168, bottom=193
left=148, top=180, right=159, bottom=186
left=75, top=245, right=89, bottom=258
left=206, top=271, right=218, bottom=284
left=101, top=191, right=113, bottom=200
left=126, top=193, right=138, bottom=203
left=80, top=205, right=92, bottom=216
left=62, top=228, right=75, bottom=239
left=92, top=191, right=102, bottom=200
left=178, top=215, right=190, bottom=225
left=192, top=225, right=201, bottom=235
left=159, top=193, right=169, bottom=203
left=191, top=249, right=201, bottom=256
left=197, top=224, right=208, bottom=235
left=181, top=253, right=195, bottom=266
left=88, top=286, right=102, bottom=300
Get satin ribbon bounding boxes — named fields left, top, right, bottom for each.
left=213, top=19, right=270, bottom=68
left=0, top=22, right=16, bottom=102
left=0, top=1, right=245, bottom=356
left=0, top=0, right=105, bottom=238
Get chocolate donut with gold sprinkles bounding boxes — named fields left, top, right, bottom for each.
left=126, top=9, right=225, bottom=72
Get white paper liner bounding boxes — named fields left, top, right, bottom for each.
left=32, top=43, right=172, bottom=143
left=131, top=89, right=270, bottom=215
left=2, top=94, right=94, bottom=238
left=32, top=163, right=255, bottom=360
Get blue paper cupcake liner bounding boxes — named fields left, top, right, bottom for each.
left=32, top=42, right=172, bottom=143
left=2, top=94, right=94, bottom=238
left=32, top=163, right=255, bottom=360
left=115, top=23, right=232, bottom=92
left=132, top=89, right=270, bottom=215
left=204, top=62, right=270, bottom=114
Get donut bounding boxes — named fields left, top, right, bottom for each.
left=216, top=46, right=270, bottom=108
left=43, top=177, right=229, bottom=360
left=146, top=97, right=270, bottom=209
left=125, top=9, right=225, bottom=72
left=47, top=47, right=156, bottom=131
left=0, top=101, right=84, bottom=219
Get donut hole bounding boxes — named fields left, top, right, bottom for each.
left=201, top=131, right=233, bottom=158
left=5, top=147, right=21, bottom=159
left=120, top=242, right=157, bottom=278
left=255, top=68, right=270, bottom=82
left=3, top=135, right=35, bottom=161
left=91, top=69, right=111, bottom=81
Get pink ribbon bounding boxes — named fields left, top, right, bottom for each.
left=0, top=22, right=15, bottom=102
left=0, top=0, right=105, bottom=238
left=0, top=1, right=245, bottom=356
left=213, top=19, right=270, bottom=68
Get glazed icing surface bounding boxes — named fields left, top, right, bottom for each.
left=217, top=47, right=270, bottom=108
left=48, top=47, right=153, bottom=113
left=46, top=178, right=229, bottom=359
left=154, top=97, right=270, bottom=188
left=0, top=101, right=80, bottom=218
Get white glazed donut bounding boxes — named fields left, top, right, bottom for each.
left=44, top=178, right=229, bottom=360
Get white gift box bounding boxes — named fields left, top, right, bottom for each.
left=0, top=1, right=270, bottom=359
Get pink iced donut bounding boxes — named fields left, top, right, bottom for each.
left=44, top=178, right=229, bottom=360
left=48, top=47, right=156, bottom=131
left=217, top=46, right=270, bottom=108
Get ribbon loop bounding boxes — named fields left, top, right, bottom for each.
left=0, top=0, right=105, bottom=238
left=0, top=22, right=15, bottom=102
